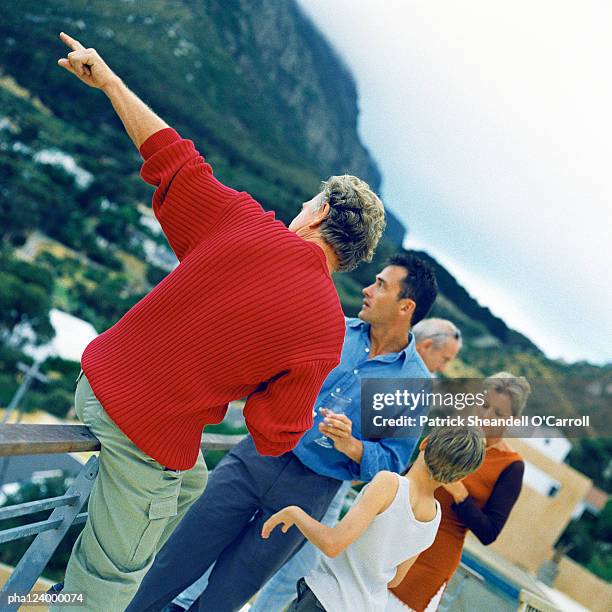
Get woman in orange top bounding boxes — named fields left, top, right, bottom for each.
left=387, top=372, right=531, bottom=612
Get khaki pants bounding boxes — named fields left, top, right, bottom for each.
left=53, top=371, right=208, bottom=611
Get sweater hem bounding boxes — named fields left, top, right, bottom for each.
left=249, top=433, right=303, bottom=457
left=80, top=361, right=216, bottom=471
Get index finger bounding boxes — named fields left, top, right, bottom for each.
left=324, top=411, right=347, bottom=420
left=261, top=519, right=274, bottom=538
left=331, top=413, right=350, bottom=422
left=60, top=32, right=85, bottom=51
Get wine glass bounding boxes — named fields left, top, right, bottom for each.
left=313, top=392, right=353, bottom=448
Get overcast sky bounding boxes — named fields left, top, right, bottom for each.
left=299, top=0, right=611, bottom=364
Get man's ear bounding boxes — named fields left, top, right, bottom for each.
left=419, top=436, right=429, bottom=451
left=418, top=338, right=433, bottom=350
left=399, top=298, right=416, bottom=318
left=309, top=201, right=330, bottom=228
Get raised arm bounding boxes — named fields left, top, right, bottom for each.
left=57, top=32, right=246, bottom=262
left=57, top=32, right=167, bottom=149
left=261, top=471, right=397, bottom=558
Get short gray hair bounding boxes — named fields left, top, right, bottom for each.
left=483, top=372, right=532, bottom=417
left=413, top=318, right=462, bottom=349
left=318, top=175, right=386, bottom=272
left=425, top=426, right=486, bottom=484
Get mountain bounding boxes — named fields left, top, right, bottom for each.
left=0, top=0, right=387, bottom=223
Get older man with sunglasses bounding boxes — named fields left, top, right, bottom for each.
left=412, top=318, right=462, bottom=374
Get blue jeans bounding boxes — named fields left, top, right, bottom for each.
left=172, top=482, right=351, bottom=611
left=126, top=436, right=342, bottom=612
left=250, top=481, right=352, bottom=612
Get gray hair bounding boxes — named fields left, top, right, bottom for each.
left=317, top=175, right=386, bottom=272
left=483, top=372, right=532, bottom=417
left=413, top=318, right=462, bottom=349
left=425, top=426, right=486, bottom=484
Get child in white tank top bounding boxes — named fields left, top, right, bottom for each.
left=261, top=427, right=485, bottom=612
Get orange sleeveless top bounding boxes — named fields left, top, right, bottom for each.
left=390, top=446, right=522, bottom=611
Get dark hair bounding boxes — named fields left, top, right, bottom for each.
left=387, top=253, right=438, bottom=324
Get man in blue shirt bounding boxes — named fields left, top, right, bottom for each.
left=126, top=253, right=438, bottom=612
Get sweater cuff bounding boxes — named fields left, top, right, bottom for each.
left=452, top=495, right=476, bottom=512
left=250, top=432, right=303, bottom=457
left=140, top=128, right=182, bottom=161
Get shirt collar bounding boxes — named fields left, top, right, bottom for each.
left=345, top=317, right=416, bottom=362
left=346, top=317, right=365, bottom=329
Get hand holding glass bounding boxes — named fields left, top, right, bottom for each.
left=313, top=392, right=352, bottom=448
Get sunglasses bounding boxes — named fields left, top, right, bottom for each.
left=427, top=330, right=462, bottom=341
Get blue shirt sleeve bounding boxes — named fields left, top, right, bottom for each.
left=349, top=437, right=419, bottom=482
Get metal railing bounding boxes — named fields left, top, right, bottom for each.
left=0, top=427, right=563, bottom=612
left=517, top=589, right=562, bottom=612
left=438, top=562, right=486, bottom=611
left=0, top=424, right=244, bottom=610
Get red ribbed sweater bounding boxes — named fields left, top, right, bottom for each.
left=81, top=128, right=344, bottom=470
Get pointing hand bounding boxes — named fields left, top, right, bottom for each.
left=57, top=32, right=118, bottom=90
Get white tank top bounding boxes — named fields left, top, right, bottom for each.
left=306, top=473, right=441, bottom=612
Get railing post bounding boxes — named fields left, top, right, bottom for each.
left=0, top=456, right=98, bottom=610
left=0, top=425, right=244, bottom=609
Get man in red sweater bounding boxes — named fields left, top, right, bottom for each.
left=52, top=33, right=386, bottom=610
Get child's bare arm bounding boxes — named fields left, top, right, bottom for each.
left=261, top=471, right=397, bottom=558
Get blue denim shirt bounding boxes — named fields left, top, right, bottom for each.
left=292, top=317, right=431, bottom=482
